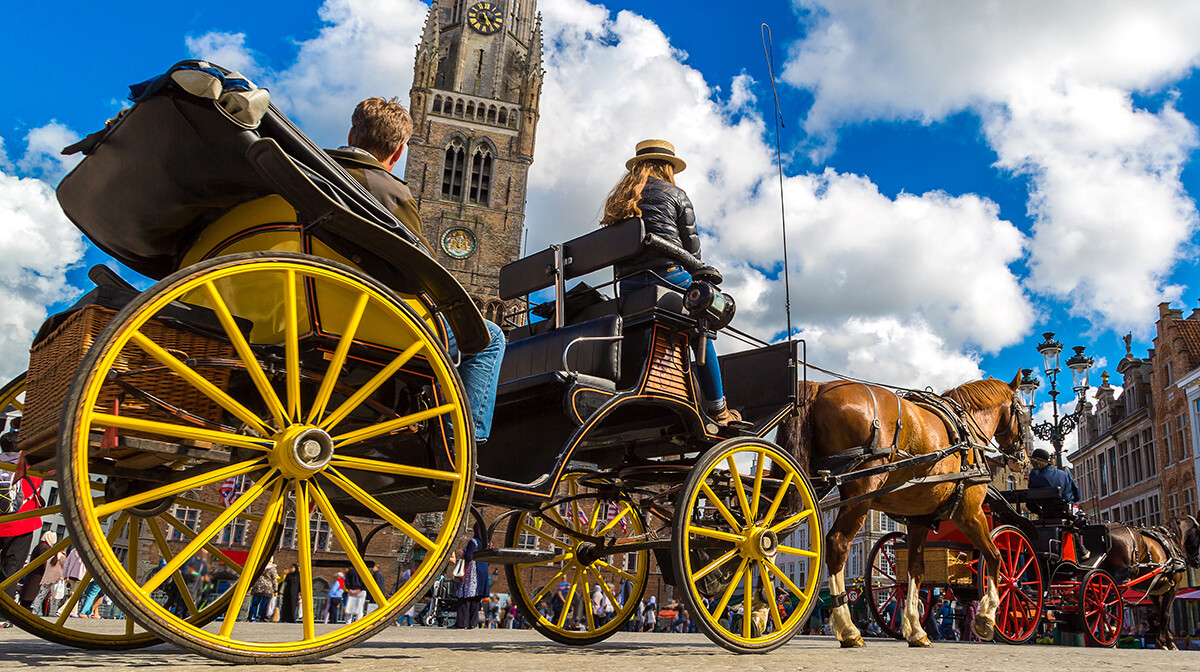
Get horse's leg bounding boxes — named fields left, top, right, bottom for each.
left=826, top=502, right=870, bottom=648
left=1159, top=588, right=1178, bottom=650
left=951, top=486, right=1000, bottom=640
left=902, top=525, right=932, bottom=647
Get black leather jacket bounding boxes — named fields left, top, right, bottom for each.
left=614, top=178, right=701, bottom=280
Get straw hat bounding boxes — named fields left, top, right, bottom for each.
left=624, top=139, right=687, bottom=173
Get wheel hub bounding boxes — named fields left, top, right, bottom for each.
left=742, top=526, right=779, bottom=561
left=270, top=426, right=334, bottom=479
left=575, top=542, right=600, bottom=566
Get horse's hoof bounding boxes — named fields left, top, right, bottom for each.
left=909, top=636, right=933, bottom=648
left=840, top=635, right=865, bottom=648
left=972, top=616, right=994, bottom=640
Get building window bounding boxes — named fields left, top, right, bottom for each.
left=170, top=506, right=201, bottom=541
left=441, top=140, right=466, bottom=199
left=1149, top=494, right=1161, bottom=525
left=1117, top=440, right=1130, bottom=489
left=516, top=530, right=537, bottom=550
left=220, top=518, right=248, bottom=546
left=468, top=147, right=493, bottom=205
left=432, top=96, right=442, bottom=114
left=281, top=513, right=332, bottom=551
left=1142, top=428, right=1156, bottom=476
left=1107, top=448, right=1117, bottom=492
left=1178, top=414, right=1190, bottom=458
left=454, top=99, right=464, bottom=118
left=498, top=108, right=508, bottom=126
left=1097, top=458, right=1108, bottom=498
left=1130, top=433, right=1144, bottom=484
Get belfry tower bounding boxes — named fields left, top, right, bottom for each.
left=406, top=0, right=543, bottom=323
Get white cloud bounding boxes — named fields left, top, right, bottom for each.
left=178, top=0, right=1036, bottom=388
left=782, top=0, right=1200, bottom=333
left=16, top=122, right=81, bottom=184
left=185, top=32, right=262, bottom=77
left=0, top=169, right=87, bottom=381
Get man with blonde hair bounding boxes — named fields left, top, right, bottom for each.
left=328, top=97, right=505, bottom=445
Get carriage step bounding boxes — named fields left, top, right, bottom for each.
left=472, top=548, right=558, bottom=565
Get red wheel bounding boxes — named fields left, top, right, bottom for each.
left=989, top=526, right=1043, bottom=644
left=1079, top=570, right=1121, bottom=647
left=866, top=532, right=934, bottom=640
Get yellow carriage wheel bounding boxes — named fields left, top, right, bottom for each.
left=58, top=252, right=474, bottom=664
left=672, top=437, right=823, bottom=654
left=505, top=472, right=649, bottom=645
left=0, top=373, right=273, bottom=648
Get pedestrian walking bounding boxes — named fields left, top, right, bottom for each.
left=343, top=566, right=366, bottom=623
left=280, top=564, right=300, bottom=623
left=455, top=522, right=489, bottom=629
left=32, top=533, right=64, bottom=616
left=324, top=572, right=345, bottom=624
left=249, top=558, right=278, bottom=622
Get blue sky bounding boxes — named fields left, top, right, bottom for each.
left=2, top=0, right=1199, bottom=457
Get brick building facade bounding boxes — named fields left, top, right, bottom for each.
left=1150, top=302, right=1198, bottom=521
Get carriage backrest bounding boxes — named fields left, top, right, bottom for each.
left=498, top=218, right=646, bottom=300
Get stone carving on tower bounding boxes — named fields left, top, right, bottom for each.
left=406, top=0, right=543, bottom=326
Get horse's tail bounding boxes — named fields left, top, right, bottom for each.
left=777, top=380, right=820, bottom=476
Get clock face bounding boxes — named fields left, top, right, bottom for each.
left=467, top=2, right=503, bottom=35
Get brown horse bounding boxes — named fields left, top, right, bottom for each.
left=1101, top=516, right=1200, bottom=650
left=777, top=373, right=1032, bottom=647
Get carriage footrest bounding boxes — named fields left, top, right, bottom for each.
left=472, top=548, right=559, bottom=565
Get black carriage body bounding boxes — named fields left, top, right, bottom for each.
left=474, top=218, right=801, bottom=508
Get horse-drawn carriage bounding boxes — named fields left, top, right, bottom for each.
left=866, top=486, right=1199, bottom=648
left=0, top=61, right=824, bottom=662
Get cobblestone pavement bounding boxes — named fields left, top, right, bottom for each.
left=0, top=626, right=1185, bottom=671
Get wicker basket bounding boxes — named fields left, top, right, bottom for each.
left=895, top=546, right=975, bottom=585
left=20, top=304, right=236, bottom=457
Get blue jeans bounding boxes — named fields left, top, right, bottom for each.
left=78, top=581, right=101, bottom=615
left=248, top=594, right=269, bottom=621
left=444, top=319, right=505, bottom=442
left=620, top=267, right=725, bottom=407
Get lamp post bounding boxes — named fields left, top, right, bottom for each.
left=1015, top=332, right=1094, bottom=469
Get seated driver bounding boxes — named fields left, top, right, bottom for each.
left=599, top=139, right=738, bottom=425
left=1026, top=447, right=1082, bottom=521
left=327, top=97, right=505, bottom=444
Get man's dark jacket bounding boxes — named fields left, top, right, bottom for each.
left=614, top=177, right=701, bottom=280
left=1027, top=465, right=1080, bottom=515
left=326, top=148, right=432, bottom=250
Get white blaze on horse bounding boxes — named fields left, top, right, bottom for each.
left=778, top=373, right=1032, bottom=647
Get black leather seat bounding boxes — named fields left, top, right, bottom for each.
left=498, top=315, right=622, bottom=396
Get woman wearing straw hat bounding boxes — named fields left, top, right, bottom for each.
left=601, top=139, right=739, bottom=425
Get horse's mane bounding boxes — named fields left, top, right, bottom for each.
left=941, top=378, right=1012, bottom=410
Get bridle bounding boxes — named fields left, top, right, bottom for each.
left=988, top=394, right=1032, bottom=469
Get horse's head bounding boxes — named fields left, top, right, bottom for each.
left=1169, top=515, right=1200, bottom=568
left=991, top=371, right=1033, bottom=463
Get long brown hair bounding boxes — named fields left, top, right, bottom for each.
left=600, top=160, right=676, bottom=226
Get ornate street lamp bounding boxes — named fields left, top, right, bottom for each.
left=1026, top=332, right=1093, bottom=469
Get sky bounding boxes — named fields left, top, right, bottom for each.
left=3, top=0, right=1200, bottom=461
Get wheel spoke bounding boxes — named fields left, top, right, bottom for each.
left=90, top=413, right=271, bottom=454
left=710, top=557, right=748, bottom=623
left=725, top=455, right=754, bottom=523
left=582, top=572, right=595, bottom=631
left=518, top=553, right=570, bottom=568
left=0, top=534, right=72, bottom=591
left=296, top=481, right=316, bottom=641
left=142, top=470, right=276, bottom=594
left=307, top=292, right=370, bottom=425
left=320, top=340, right=426, bottom=432
left=777, top=544, right=820, bottom=559
left=323, top=468, right=437, bottom=551
left=758, top=561, right=785, bottom=633
left=531, top=565, right=570, bottom=607
left=331, top=403, right=457, bottom=448
left=218, top=479, right=286, bottom=639
left=750, top=453, right=766, bottom=522
left=147, top=515, right=199, bottom=618
left=556, top=567, right=582, bottom=628
left=769, top=508, right=815, bottom=535
left=692, top=548, right=739, bottom=582
left=159, top=512, right=245, bottom=572
left=327, top=453, right=462, bottom=483
left=763, top=470, right=792, bottom=528
left=742, top=562, right=753, bottom=639
left=700, top=481, right=743, bottom=533
left=95, top=458, right=268, bottom=518
left=202, top=281, right=288, bottom=429
left=129, top=331, right=272, bottom=437
left=175, top=496, right=263, bottom=523
left=595, top=502, right=633, bottom=537
left=588, top=565, right=623, bottom=613
left=686, top=524, right=745, bottom=544
left=311, top=482, right=388, bottom=605
left=762, top=559, right=806, bottom=603
left=284, top=269, right=302, bottom=422
left=521, top=520, right=570, bottom=552
left=594, top=559, right=636, bottom=583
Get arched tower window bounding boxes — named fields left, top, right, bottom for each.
left=454, top=99, right=464, bottom=117
left=466, top=101, right=475, bottom=119
left=432, top=96, right=443, bottom=114
left=441, top=139, right=466, bottom=200
left=497, top=108, right=508, bottom=125
left=468, top=146, right=493, bottom=205
left=487, top=105, right=497, bottom=124
left=484, top=300, right=505, bottom=323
